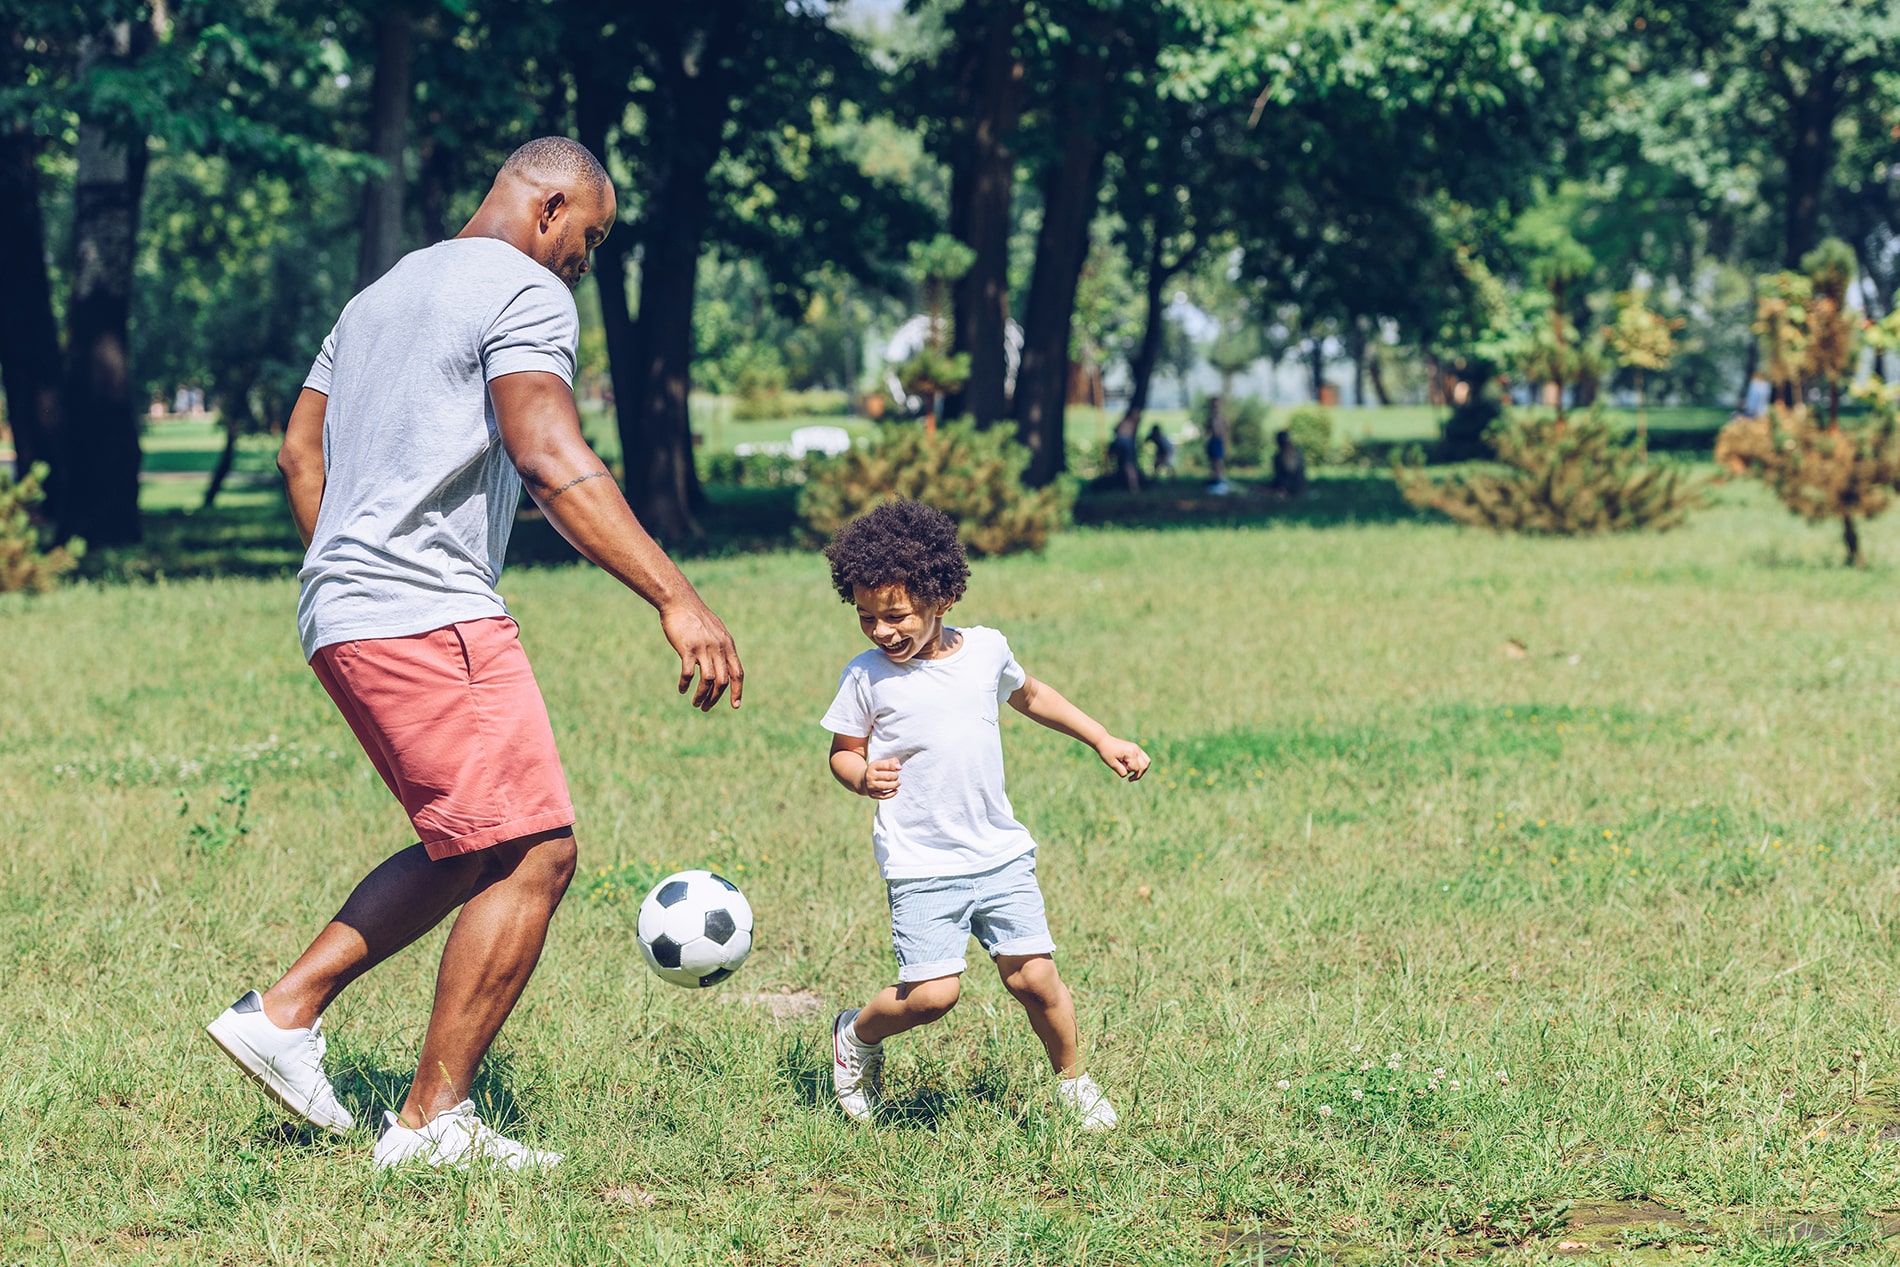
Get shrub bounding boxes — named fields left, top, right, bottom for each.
left=1716, top=246, right=1893, bottom=565
left=1284, top=405, right=1334, bottom=465
left=1, top=463, right=84, bottom=593
left=1716, top=402, right=1900, bottom=568
left=799, top=419, right=1072, bottom=557
left=1396, top=413, right=1703, bottom=535
left=701, top=451, right=809, bottom=488
left=1227, top=397, right=1268, bottom=467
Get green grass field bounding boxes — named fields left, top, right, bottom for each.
left=12, top=480, right=1900, bottom=1264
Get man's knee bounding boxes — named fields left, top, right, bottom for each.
left=898, top=975, right=960, bottom=1022
left=481, top=827, right=577, bottom=895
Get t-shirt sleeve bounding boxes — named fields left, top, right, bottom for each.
left=482, top=277, right=579, bottom=385
left=996, top=633, right=1027, bottom=704
left=303, top=325, right=338, bottom=395
left=820, top=664, right=874, bottom=737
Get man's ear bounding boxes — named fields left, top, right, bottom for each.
left=538, top=190, right=567, bottom=233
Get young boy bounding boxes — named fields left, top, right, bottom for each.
left=819, top=500, right=1150, bottom=1129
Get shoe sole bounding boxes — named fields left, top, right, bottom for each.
left=205, top=1015, right=353, bottom=1135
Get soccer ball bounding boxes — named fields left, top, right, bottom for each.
left=636, top=870, right=754, bottom=988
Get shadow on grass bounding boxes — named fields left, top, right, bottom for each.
left=777, top=1033, right=1022, bottom=1131
left=94, top=485, right=810, bottom=581
left=94, top=471, right=1437, bottom=581
left=320, top=1051, right=529, bottom=1135
left=1075, top=472, right=1427, bottom=532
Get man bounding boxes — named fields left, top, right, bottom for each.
left=204, top=138, right=743, bottom=1169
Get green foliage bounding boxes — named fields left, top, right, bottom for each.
left=798, top=420, right=1072, bottom=557
left=1226, top=397, right=1268, bottom=467
left=1285, top=405, right=1334, bottom=466
left=1397, top=414, right=1703, bottom=536
left=0, top=463, right=84, bottom=593
left=1717, top=252, right=1891, bottom=564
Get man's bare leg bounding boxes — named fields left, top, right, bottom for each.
left=261, top=844, right=491, bottom=1031
left=398, top=829, right=577, bottom=1125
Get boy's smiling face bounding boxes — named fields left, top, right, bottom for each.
left=853, top=584, right=953, bottom=663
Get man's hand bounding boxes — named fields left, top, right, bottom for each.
left=1096, top=736, right=1151, bottom=781
left=857, top=757, right=902, bottom=799
left=660, top=598, right=744, bottom=711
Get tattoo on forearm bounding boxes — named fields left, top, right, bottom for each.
left=545, top=471, right=609, bottom=501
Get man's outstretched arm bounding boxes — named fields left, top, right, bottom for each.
left=277, top=388, right=329, bottom=549
left=489, top=370, right=743, bottom=711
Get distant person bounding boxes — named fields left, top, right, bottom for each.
left=1204, top=395, right=1231, bottom=495
left=1108, top=413, right=1142, bottom=493
left=1268, top=428, right=1307, bottom=498
left=1739, top=373, right=1771, bottom=421
left=1146, top=424, right=1175, bottom=479
left=203, top=137, right=743, bottom=1171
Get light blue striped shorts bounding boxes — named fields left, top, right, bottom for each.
left=886, top=851, right=1055, bottom=982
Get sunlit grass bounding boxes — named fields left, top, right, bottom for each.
left=8, top=486, right=1900, bottom=1263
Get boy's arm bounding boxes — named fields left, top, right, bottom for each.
left=1007, top=675, right=1151, bottom=781
left=830, top=732, right=901, bottom=799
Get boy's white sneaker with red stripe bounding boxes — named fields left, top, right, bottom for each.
left=831, top=1008, right=883, bottom=1123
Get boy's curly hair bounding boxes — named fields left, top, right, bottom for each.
left=824, top=500, right=970, bottom=607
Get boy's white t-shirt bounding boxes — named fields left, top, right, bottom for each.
left=820, top=626, right=1034, bottom=879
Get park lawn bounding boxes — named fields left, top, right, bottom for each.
left=12, top=484, right=1900, bottom=1263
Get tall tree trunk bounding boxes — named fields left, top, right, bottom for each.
left=1122, top=233, right=1170, bottom=422
left=943, top=0, right=1025, bottom=428
left=1011, top=21, right=1113, bottom=487
left=1782, top=60, right=1839, bottom=270
left=356, top=10, right=415, bottom=290
left=1307, top=339, right=1325, bottom=402
left=1348, top=318, right=1369, bottom=406
left=203, top=372, right=255, bottom=509
left=592, top=18, right=735, bottom=542
left=1366, top=338, right=1393, bottom=407
left=58, top=19, right=155, bottom=546
left=0, top=122, right=62, bottom=481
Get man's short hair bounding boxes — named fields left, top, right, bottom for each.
left=500, top=137, right=608, bottom=197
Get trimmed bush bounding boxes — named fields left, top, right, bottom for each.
left=1, top=463, right=84, bottom=593
left=798, top=420, right=1072, bottom=557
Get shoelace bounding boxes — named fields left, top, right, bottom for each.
left=304, top=1018, right=327, bottom=1063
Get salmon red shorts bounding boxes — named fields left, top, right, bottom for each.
left=309, top=616, right=574, bottom=860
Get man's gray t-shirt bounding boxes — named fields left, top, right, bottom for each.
left=297, top=237, right=578, bottom=659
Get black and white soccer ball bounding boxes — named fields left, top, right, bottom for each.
left=636, top=870, right=754, bottom=988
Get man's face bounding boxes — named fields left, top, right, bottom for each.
left=538, top=182, right=618, bottom=289
left=852, top=584, right=950, bottom=664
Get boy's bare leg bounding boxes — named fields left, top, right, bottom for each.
left=850, top=975, right=961, bottom=1045
left=399, top=829, right=577, bottom=1125
left=997, top=953, right=1080, bottom=1075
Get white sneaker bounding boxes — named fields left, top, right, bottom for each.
left=831, top=1009, right=882, bottom=1123
left=373, top=1100, right=561, bottom=1171
left=1057, top=1073, right=1118, bottom=1131
left=205, top=990, right=355, bottom=1134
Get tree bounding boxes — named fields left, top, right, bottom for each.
left=354, top=6, right=416, bottom=290
left=1716, top=245, right=1894, bottom=565
left=1614, top=0, right=1900, bottom=270
left=923, top=0, right=1027, bottom=429
left=59, top=9, right=162, bottom=547
left=575, top=1, right=927, bottom=541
